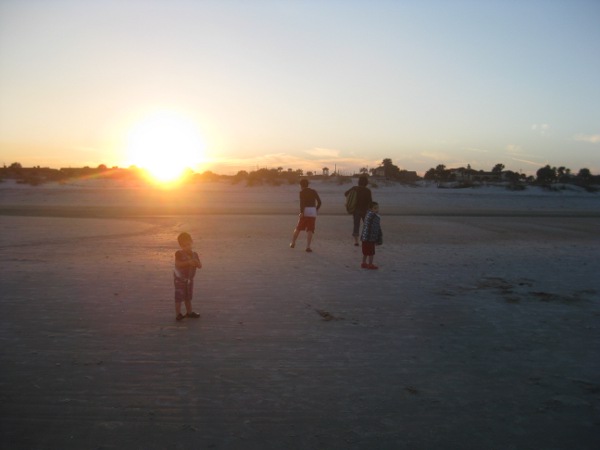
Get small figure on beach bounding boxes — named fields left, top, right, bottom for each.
left=360, top=201, right=383, bottom=270
left=290, top=178, right=322, bottom=252
left=345, top=175, right=373, bottom=246
left=173, top=232, right=202, bottom=321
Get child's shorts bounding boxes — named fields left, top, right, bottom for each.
left=174, top=276, right=194, bottom=303
left=362, top=241, right=375, bottom=256
left=296, top=216, right=316, bottom=232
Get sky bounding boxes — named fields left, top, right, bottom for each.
left=1, top=0, right=599, bottom=176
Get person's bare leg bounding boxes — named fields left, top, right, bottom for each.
left=290, top=228, right=300, bottom=248
left=184, top=299, right=192, bottom=315
left=306, top=231, right=313, bottom=250
left=175, top=302, right=186, bottom=320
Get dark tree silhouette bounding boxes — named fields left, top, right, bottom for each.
left=492, top=163, right=505, bottom=173
left=536, top=165, right=557, bottom=184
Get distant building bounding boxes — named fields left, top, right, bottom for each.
left=450, top=167, right=510, bottom=182
left=373, top=167, right=385, bottom=177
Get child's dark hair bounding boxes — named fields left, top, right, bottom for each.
left=370, top=201, right=379, bottom=209
left=300, top=178, right=309, bottom=188
left=177, top=232, right=192, bottom=245
left=358, top=175, right=368, bottom=187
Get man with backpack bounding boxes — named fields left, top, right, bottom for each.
left=344, top=175, right=373, bottom=246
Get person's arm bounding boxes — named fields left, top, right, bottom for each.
left=299, top=191, right=304, bottom=214
left=315, top=192, right=322, bottom=211
left=193, top=252, right=202, bottom=269
left=175, top=251, right=198, bottom=269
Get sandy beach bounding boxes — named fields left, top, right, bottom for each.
left=1, top=180, right=599, bottom=449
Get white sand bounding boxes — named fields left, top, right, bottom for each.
left=1, top=180, right=599, bottom=449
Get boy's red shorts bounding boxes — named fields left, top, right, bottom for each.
left=362, top=241, right=375, bottom=256
left=296, top=216, right=316, bottom=232
left=174, top=276, right=194, bottom=303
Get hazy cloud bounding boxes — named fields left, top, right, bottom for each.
left=531, top=124, right=550, bottom=136
left=68, top=146, right=101, bottom=153
left=421, top=151, right=449, bottom=160
left=464, top=147, right=489, bottom=154
left=505, top=144, right=522, bottom=154
left=505, top=145, right=544, bottom=161
left=304, top=147, right=340, bottom=158
left=573, top=134, right=600, bottom=144
left=510, top=157, right=543, bottom=167
left=206, top=152, right=378, bottom=174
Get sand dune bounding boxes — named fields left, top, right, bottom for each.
left=1, top=179, right=599, bottom=217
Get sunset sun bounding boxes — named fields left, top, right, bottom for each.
left=126, top=111, right=205, bottom=183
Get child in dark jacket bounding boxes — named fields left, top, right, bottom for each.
left=360, top=202, right=383, bottom=270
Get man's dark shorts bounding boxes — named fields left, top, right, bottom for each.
left=174, top=276, right=194, bottom=303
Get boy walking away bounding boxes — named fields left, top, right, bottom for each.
left=174, top=232, right=202, bottom=321
left=360, top=202, right=383, bottom=270
left=290, top=178, right=322, bottom=252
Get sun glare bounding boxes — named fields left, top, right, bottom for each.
left=126, top=111, right=205, bottom=184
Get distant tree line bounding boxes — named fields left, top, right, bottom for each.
left=420, top=162, right=599, bottom=190
left=0, top=163, right=144, bottom=186
left=230, top=167, right=305, bottom=186
left=1, top=160, right=598, bottom=190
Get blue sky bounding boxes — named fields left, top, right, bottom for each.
left=1, top=0, right=599, bottom=175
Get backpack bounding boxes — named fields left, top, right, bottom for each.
left=345, top=187, right=357, bottom=214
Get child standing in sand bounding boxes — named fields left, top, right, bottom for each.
left=360, top=202, right=383, bottom=270
left=173, top=232, right=202, bottom=321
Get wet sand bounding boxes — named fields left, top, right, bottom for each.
left=1, top=181, right=599, bottom=449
